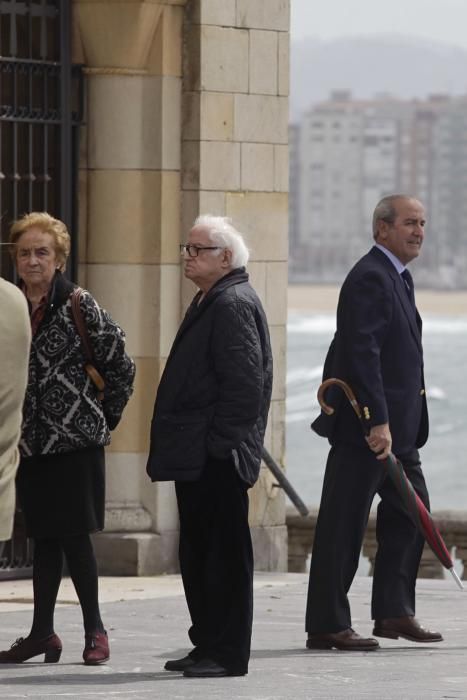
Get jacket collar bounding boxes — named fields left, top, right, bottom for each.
left=20, top=271, right=76, bottom=331
left=374, top=243, right=405, bottom=274
left=369, top=246, right=422, bottom=349
left=193, top=267, right=248, bottom=309
left=18, top=269, right=75, bottom=307
left=49, top=270, right=75, bottom=307
left=171, top=267, right=248, bottom=353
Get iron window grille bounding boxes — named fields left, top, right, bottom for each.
left=0, top=0, right=84, bottom=579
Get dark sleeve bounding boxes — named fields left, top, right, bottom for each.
left=339, top=271, right=393, bottom=427
left=80, top=291, right=136, bottom=430
left=206, top=298, right=264, bottom=459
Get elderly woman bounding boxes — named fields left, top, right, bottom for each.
left=0, top=212, right=135, bottom=665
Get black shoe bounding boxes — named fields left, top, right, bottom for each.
left=164, top=655, right=196, bottom=672
left=183, top=658, right=246, bottom=678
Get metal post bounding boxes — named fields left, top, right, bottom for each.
left=261, top=447, right=309, bottom=517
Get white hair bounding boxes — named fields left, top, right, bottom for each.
left=192, top=215, right=250, bottom=268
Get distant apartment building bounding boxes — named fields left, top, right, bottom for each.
left=428, top=98, right=467, bottom=286
left=291, top=91, right=467, bottom=288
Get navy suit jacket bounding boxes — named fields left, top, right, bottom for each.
left=312, top=246, right=428, bottom=455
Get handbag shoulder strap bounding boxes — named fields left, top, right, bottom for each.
left=70, top=287, right=95, bottom=363
left=70, top=287, right=105, bottom=398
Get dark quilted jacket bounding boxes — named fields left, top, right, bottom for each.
left=146, top=268, right=273, bottom=486
left=20, top=272, right=135, bottom=457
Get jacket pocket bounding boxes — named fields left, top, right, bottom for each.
left=151, top=413, right=208, bottom=473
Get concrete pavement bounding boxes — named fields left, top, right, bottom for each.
left=0, top=573, right=466, bottom=699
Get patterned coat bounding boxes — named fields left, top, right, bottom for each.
left=20, top=272, right=135, bottom=457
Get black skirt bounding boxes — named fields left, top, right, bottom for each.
left=16, top=446, right=105, bottom=539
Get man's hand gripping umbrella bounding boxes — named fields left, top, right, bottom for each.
left=317, top=377, right=464, bottom=591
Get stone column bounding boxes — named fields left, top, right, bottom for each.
left=73, top=0, right=290, bottom=574
left=182, top=0, right=290, bottom=570
left=73, top=0, right=186, bottom=574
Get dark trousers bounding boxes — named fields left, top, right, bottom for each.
left=175, top=457, right=253, bottom=674
left=305, top=444, right=429, bottom=634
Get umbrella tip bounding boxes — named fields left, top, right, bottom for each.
left=449, top=567, right=465, bottom=591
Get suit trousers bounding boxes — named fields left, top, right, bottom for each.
left=175, top=456, right=253, bottom=674
left=305, top=443, right=429, bottom=634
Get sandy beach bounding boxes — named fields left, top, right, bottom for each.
left=288, top=284, right=467, bottom=315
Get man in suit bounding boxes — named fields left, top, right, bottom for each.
left=305, top=194, right=443, bottom=650
left=146, top=215, right=273, bottom=677
left=0, top=276, right=31, bottom=542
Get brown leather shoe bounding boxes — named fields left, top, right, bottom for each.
left=373, top=616, right=443, bottom=643
left=306, top=628, right=379, bottom=651
left=0, top=634, right=62, bottom=663
left=83, top=630, right=110, bottom=665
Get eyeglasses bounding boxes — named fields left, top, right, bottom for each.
left=179, top=244, right=222, bottom=258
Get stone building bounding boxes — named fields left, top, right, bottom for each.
left=0, top=0, right=290, bottom=576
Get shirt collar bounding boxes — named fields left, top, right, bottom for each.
left=375, top=243, right=406, bottom=274
left=20, top=282, right=49, bottom=311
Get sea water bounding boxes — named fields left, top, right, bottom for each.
left=286, top=312, right=467, bottom=511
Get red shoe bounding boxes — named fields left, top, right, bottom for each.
left=83, top=630, right=109, bottom=665
left=0, top=634, right=62, bottom=663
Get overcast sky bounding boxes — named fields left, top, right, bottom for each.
left=291, top=0, right=467, bottom=49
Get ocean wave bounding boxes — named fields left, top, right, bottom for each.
left=286, top=411, right=314, bottom=424
left=426, top=386, right=446, bottom=400
left=423, top=317, right=467, bottom=333
left=287, top=366, right=324, bottom=385
left=287, top=393, right=319, bottom=412
left=287, top=314, right=336, bottom=334
left=432, top=423, right=455, bottom=434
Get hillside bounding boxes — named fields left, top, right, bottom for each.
left=291, top=35, right=467, bottom=120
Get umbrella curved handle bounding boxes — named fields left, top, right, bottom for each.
left=317, top=377, right=363, bottom=420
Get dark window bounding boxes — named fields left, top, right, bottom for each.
left=0, top=0, right=83, bottom=282
left=0, top=0, right=83, bottom=581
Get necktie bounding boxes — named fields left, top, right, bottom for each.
left=401, top=268, right=416, bottom=309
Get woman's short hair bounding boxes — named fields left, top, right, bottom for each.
left=193, top=215, right=250, bottom=268
left=9, top=212, right=71, bottom=271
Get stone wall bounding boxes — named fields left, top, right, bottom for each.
left=72, top=0, right=290, bottom=574
left=181, top=0, right=290, bottom=572
left=287, top=507, right=467, bottom=580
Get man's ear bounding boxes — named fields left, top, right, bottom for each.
left=377, top=221, right=389, bottom=241
left=221, top=248, right=232, bottom=267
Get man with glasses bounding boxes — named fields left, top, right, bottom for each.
left=146, top=215, right=273, bottom=678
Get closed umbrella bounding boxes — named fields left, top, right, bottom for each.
left=317, top=377, right=464, bottom=591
